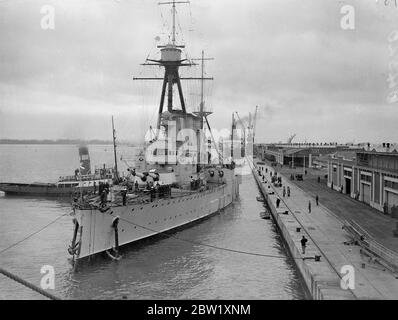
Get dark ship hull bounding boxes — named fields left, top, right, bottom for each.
left=0, top=182, right=89, bottom=197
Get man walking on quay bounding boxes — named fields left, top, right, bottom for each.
left=287, top=186, right=290, bottom=197
left=308, top=200, right=311, bottom=213
left=315, top=195, right=319, bottom=206
left=283, top=186, right=286, bottom=197
left=276, top=198, right=281, bottom=208
left=301, top=236, right=308, bottom=254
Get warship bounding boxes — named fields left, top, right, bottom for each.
left=68, top=1, right=241, bottom=262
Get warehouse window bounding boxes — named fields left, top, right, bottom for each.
left=360, top=174, right=372, bottom=183
left=384, top=180, right=398, bottom=190
left=344, top=170, right=352, bottom=177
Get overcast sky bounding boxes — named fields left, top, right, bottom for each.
left=0, top=0, right=397, bottom=143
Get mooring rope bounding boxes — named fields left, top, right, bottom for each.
left=118, top=217, right=288, bottom=260
left=0, top=212, right=69, bottom=255
left=0, top=213, right=69, bottom=299
left=0, top=267, right=61, bottom=300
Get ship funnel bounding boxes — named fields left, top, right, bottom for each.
left=78, top=146, right=91, bottom=175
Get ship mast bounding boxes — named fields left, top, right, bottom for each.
left=112, top=116, right=119, bottom=181
left=192, top=50, right=214, bottom=129
left=133, top=1, right=213, bottom=130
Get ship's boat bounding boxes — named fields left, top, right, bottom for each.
left=68, top=3, right=241, bottom=263
left=0, top=146, right=115, bottom=197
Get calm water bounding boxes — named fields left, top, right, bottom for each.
left=0, top=145, right=307, bottom=300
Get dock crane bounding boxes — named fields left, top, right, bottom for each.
left=252, top=105, right=258, bottom=145
left=287, top=133, right=296, bottom=144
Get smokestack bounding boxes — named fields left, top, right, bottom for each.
left=78, top=146, right=91, bottom=175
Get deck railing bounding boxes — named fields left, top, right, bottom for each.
left=343, top=219, right=398, bottom=273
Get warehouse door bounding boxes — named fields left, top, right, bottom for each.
left=362, top=184, right=371, bottom=205
left=386, top=191, right=398, bottom=212
left=345, top=178, right=351, bottom=195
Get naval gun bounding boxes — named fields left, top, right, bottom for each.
left=127, top=168, right=149, bottom=182
left=127, top=168, right=162, bottom=184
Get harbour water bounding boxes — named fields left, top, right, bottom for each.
left=0, top=145, right=307, bottom=299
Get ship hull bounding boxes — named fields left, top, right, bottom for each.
left=73, top=176, right=240, bottom=260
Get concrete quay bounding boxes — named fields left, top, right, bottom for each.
left=250, top=160, right=398, bottom=300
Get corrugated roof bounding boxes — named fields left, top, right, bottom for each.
left=331, top=150, right=357, bottom=160
left=367, top=143, right=398, bottom=153
left=283, top=148, right=305, bottom=155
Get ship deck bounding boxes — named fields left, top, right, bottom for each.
left=76, top=182, right=226, bottom=210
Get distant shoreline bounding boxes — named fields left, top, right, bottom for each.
left=0, top=139, right=133, bottom=146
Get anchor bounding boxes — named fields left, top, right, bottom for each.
left=107, top=216, right=122, bottom=261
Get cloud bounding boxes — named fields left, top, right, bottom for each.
left=0, top=0, right=397, bottom=143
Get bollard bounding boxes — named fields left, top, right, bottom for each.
left=314, top=255, right=321, bottom=262
left=296, top=227, right=301, bottom=232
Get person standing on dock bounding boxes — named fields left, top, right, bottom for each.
left=287, top=186, right=290, bottom=197
left=283, top=186, right=286, bottom=197
left=308, top=200, right=311, bottom=213
left=276, top=198, right=281, bottom=208
left=301, top=236, right=308, bottom=254
left=315, top=195, right=319, bottom=206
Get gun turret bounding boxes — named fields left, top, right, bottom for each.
left=127, top=168, right=150, bottom=182
left=148, top=172, right=160, bottom=181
